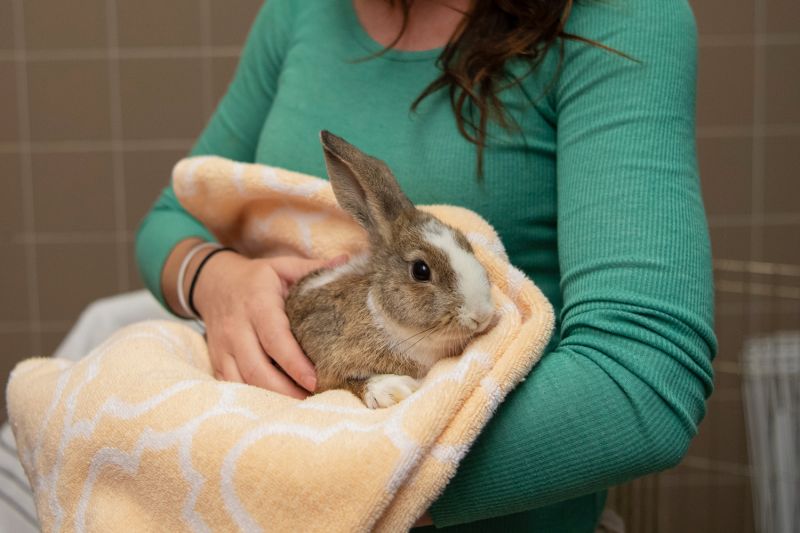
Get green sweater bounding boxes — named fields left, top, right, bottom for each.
left=136, top=0, right=717, bottom=530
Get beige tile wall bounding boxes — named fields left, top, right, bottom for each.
left=0, top=0, right=262, bottom=378
left=0, top=1, right=798, bottom=531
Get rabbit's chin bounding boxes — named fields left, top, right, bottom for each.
left=366, top=290, right=475, bottom=371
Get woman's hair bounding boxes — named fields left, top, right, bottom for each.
left=380, top=0, right=624, bottom=176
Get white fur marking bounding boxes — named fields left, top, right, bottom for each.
left=366, top=291, right=441, bottom=369
left=300, top=254, right=369, bottom=294
left=366, top=290, right=391, bottom=336
left=423, top=223, right=493, bottom=328
left=364, top=375, right=421, bottom=409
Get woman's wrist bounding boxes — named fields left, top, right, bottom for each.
left=161, top=238, right=204, bottom=317
left=191, top=248, right=245, bottom=319
left=178, top=242, right=224, bottom=317
left=160, top=238, right=240, bottom=318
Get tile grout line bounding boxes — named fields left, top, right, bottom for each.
left=200, top=0, right=214, bottom=118
left=1, top=123, right=799, bottom=155
left=3, top=126, right=800, bottom=156
left=742, top=5, right=767, bottom=526
left=698, top=32, right=800, bottom=47
left=105, top=0, right=130, bottom=292
left=708, top=213, right=800, bottom=227
left=749, top=0, right=767, bottom=331
left=0, top=46, right=243, bottom=62
left=10, top=231, right=137, bottom=244
left=0, top=322, right=77, bottom=334
left=679, top=456, right=752, bottom=478
left=0, top=33, right=797, bottom=63
left=696, top=124, right=800, bottom=138
left=0, top=139, right=195, bottom=153
left=10, top=0, right=42, bottom=354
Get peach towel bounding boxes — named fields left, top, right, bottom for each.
left=7, top=157, right=554, bottom=532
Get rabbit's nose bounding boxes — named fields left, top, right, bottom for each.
left=465, top=311, right=495, bottom=333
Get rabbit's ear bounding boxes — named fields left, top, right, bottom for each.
left=320, top=130, right=413, bottom=242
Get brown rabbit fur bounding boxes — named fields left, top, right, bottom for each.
left=285, top=131, right=494, bottom=409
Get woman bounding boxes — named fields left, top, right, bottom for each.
left=136, top=0, right=717, bottom=529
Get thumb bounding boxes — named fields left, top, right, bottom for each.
left=324, top=254, right=350, bottom=269
left=270, top=256, right=329, bottom=286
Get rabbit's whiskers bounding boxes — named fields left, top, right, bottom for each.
left=397, top=318, right=467, bottom=359
left=399, top=326, right=440, bottom=358
left=435, top=322, right=472, bottom=358
left=388, top=324, right=439, bottom=353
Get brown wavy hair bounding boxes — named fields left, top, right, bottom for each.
left=378, top=0, right=627, bottom=176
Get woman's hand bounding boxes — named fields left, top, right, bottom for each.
left=192, top=251, right=345, bottom=398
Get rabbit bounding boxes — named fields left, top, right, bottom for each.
left=285, top=131, right=495, bottom=409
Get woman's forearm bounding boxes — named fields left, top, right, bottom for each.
left=134, top=183, right=216, bottom=309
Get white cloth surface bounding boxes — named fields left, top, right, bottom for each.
left=51, top=290, right=195, bottom=361
left=0, top=291, right=187, bottom=532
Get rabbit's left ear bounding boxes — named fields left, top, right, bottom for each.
left=320, top=130, right=414, bottom=243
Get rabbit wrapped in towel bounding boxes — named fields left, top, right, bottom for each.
left=286, top=132, right=496, bottom=408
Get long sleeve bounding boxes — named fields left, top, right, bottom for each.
left=134, top=0, right=296, bottom=305
left=429, top=0, right=717, bottom=526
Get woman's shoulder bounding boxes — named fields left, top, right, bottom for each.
left=257, top=0, right=330, bottom=17
left=545, top=0, right=699, bottom=121
left=554, top=0, right=698, bottom=83
left=249, top=0, right=322, bottom=27
left=251, top=0, right=343, bottom=36
left=566, top=0, right=696, bottom=43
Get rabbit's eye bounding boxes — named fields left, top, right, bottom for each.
left=411, top=260, right=431, bottom=282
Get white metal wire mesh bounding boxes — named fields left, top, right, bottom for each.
left=719, top=259, right=800, bottom=533
left=743, top=331, right=800, bottom=533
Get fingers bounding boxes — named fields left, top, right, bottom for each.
left=218, top=354, right=245, bottom=383
left=202, top=255, right=338, bottom=399
left=325, top=254, right=350, bottom=268
left=270, top=257, right=327, bottom=286
left=253, top=308, right=317, bottom=393
left=233, top=326, right=311, bottom=399
left=208, top=326, right=309, bottom=399
left=208, top=339, right=245, bottom=383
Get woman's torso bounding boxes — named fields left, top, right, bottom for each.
left=251, top=0, right=563, bottom=321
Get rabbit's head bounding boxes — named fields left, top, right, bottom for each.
left=320, top=131, right=495, bottom=359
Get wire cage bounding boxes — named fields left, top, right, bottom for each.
left=714, top=259, right=800, bottom=533
left=718, top=259, right=800, bottom=533
left=743, top=331, right=799, bottom=533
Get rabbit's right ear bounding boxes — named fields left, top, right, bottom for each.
left=320, top=131, right=413, bottom=243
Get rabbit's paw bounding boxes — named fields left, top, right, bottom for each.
left=364, top=374, right=420, bottom=409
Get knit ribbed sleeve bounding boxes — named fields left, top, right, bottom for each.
left=428, top=0, right=717, bottom=527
